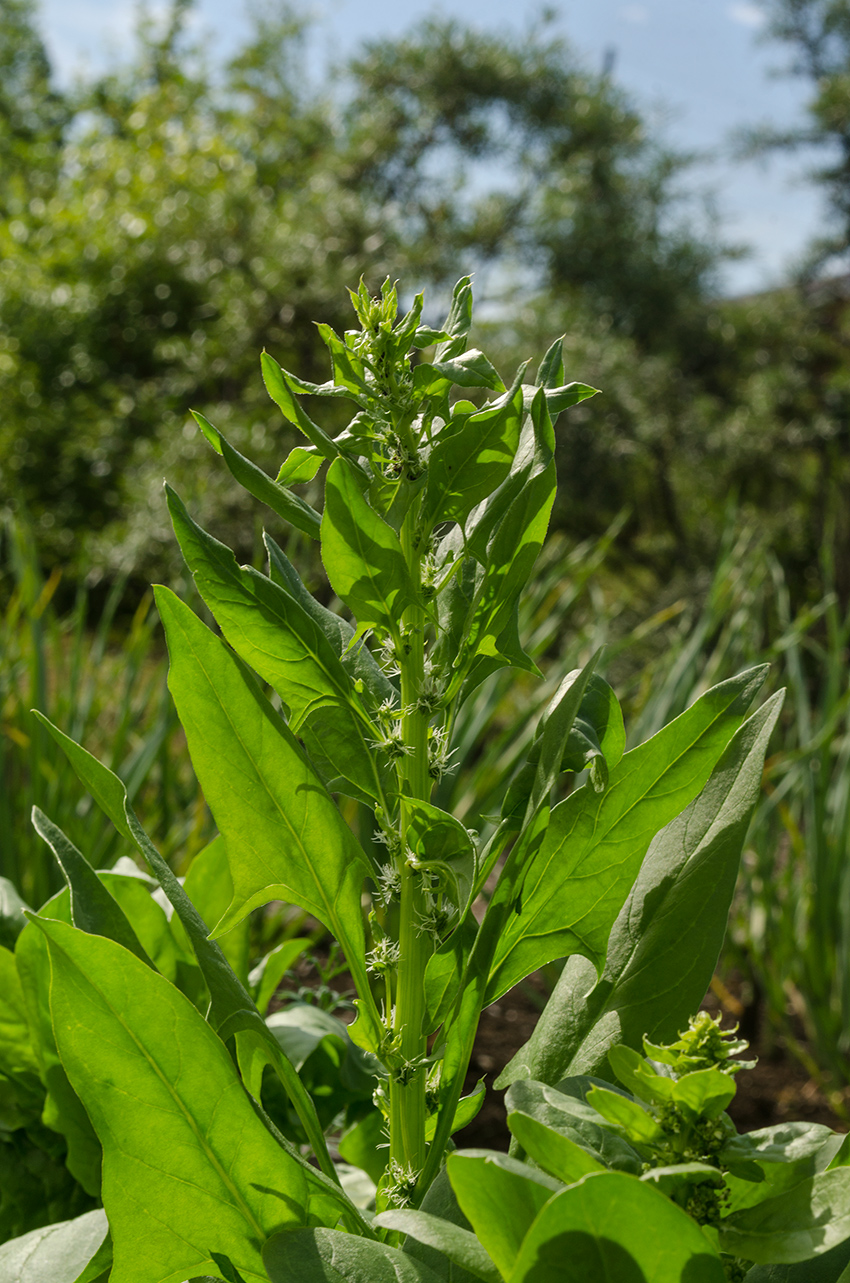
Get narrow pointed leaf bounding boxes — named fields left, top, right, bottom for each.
left=192, top=411, right=321, bottom=540
left=166, top=487, right=387, bottom=805
left=30, top=808, right=153, bottom=968
left=261, top=351, right=341, bottom=461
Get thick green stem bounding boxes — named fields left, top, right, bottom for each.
left=389, top=508, right=432, bottom=1183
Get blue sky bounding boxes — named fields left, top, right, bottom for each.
left=36, top=0, right=828, bottom=294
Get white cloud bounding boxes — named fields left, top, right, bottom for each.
left=619, top=5, right=649, bottom=24
left=727, top=3, right=766, bottom=28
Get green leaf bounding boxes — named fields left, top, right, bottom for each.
left=504, top=1079, right=643, bottom=1174
left=29, top=714, right=354, bottom=1189
left=435, top=277, right=473, bottom=361
left=33, top=918, right=309, bottom=1283
left=535, top=335, right=565, bottom=389
left=506, top=1110, right=608, bottom=1184
left=153, top=588, right=375, bottom=1007
left=496, top=691, right=783, bottom=1089
left=585, top=1086, right=664, bottom=1144
left=180, top=837, right=250, bottom=986
left=30, top=808, right=154, bottom=968
left=338, top=1108, right=387, bottom=1186
left=559, top=674, right=625, bottom=792
left=263, top=1227, right=445, bottom=1282
left=321, top=458, right=418, bottom=634
left=720, top=1169, right=850, bottom=1264
left=314, top=325, right=371, bottom=401
left=0, top=944, right=41, bottom=1102
left=406, top=799, right=476, bottom=910
left=422, top=385, right=522, bottom=531
left=374, top=1210, right=501, bottom=1283
left=486, top=667, right=768, bottom=1003
left=507, top=1171, right=726, bottom=1282
left=742, top=1238, right=850, bottom=1282
left=672, top=1067, right=736, bottom=1121
left=449, top=390, right=556, bottom=700
left=264, top=534, right=396, bottom=710
left=192, top=410, right=322, bottom=541
left=249, top=939, right=310, bottom=1017
left=15, top=897, right=102, bottom=1196
left=447, top=1150, right=562, bottom=1280
left=261, top=351, right=342, bottom=461
left=275, top=445, right=322, bottom=485
left=0, top=1210, right=108, bottom=1283
left=413, top=350, right=504, bottom=399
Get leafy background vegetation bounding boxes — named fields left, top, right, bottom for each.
left=3, top=0, right=850, bottom=1113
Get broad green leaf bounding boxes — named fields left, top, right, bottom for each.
left=743, top=1238, right=850, bottom=1282
left=154, top=588, right=374, bottom=999
left=263, top=1227, right=444, bottom=1283
left=447, top=1150, right=561, bottom=1280
left=486, top=667, right=768, bottom=1003
left=30, top=808, right=153, bottom=968
left=321, top=458, right=417, bottom=634
left=275, top=444, right=322, bottom=485
left=673, top=1067, right=736, bottom=1121
left=496, top=692, right=783, bottom=1089
left=722, top=1123, right=839, bottom=1170
left=506, top=1110, right=607, bottom=1184
left=261, top=351, right=341, bottom=461
left=0, top=1209, right=108, bottom=1283
left=541, top=381, right=598, bottom=415
left=374, top=1211, right=501, bottom=1283
left=249, top=938, right=310, bottom=1017
left=506, top=1171, right=726, bottom=1282
left=29, top=713, right=354, bottom=1189
left=720, top=1169, right=850, bottom=1264
left=422, top=385, right=522, bottom=531
left=425, top=1081, right=486, bottom=1142
left=192, top=411, right=321, bottom=541
left=504, top=1079, right=642, bottom=1174
left=413, top=350, right=505, bottom=397
left=585, top=1086, right=664, bottom=1144
left=34, top=918, right=309, bottom=1283
left=641, top=1163, right=724, bottom=1199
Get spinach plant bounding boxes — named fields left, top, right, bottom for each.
left=0, top=278, right=810, bottom=1281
